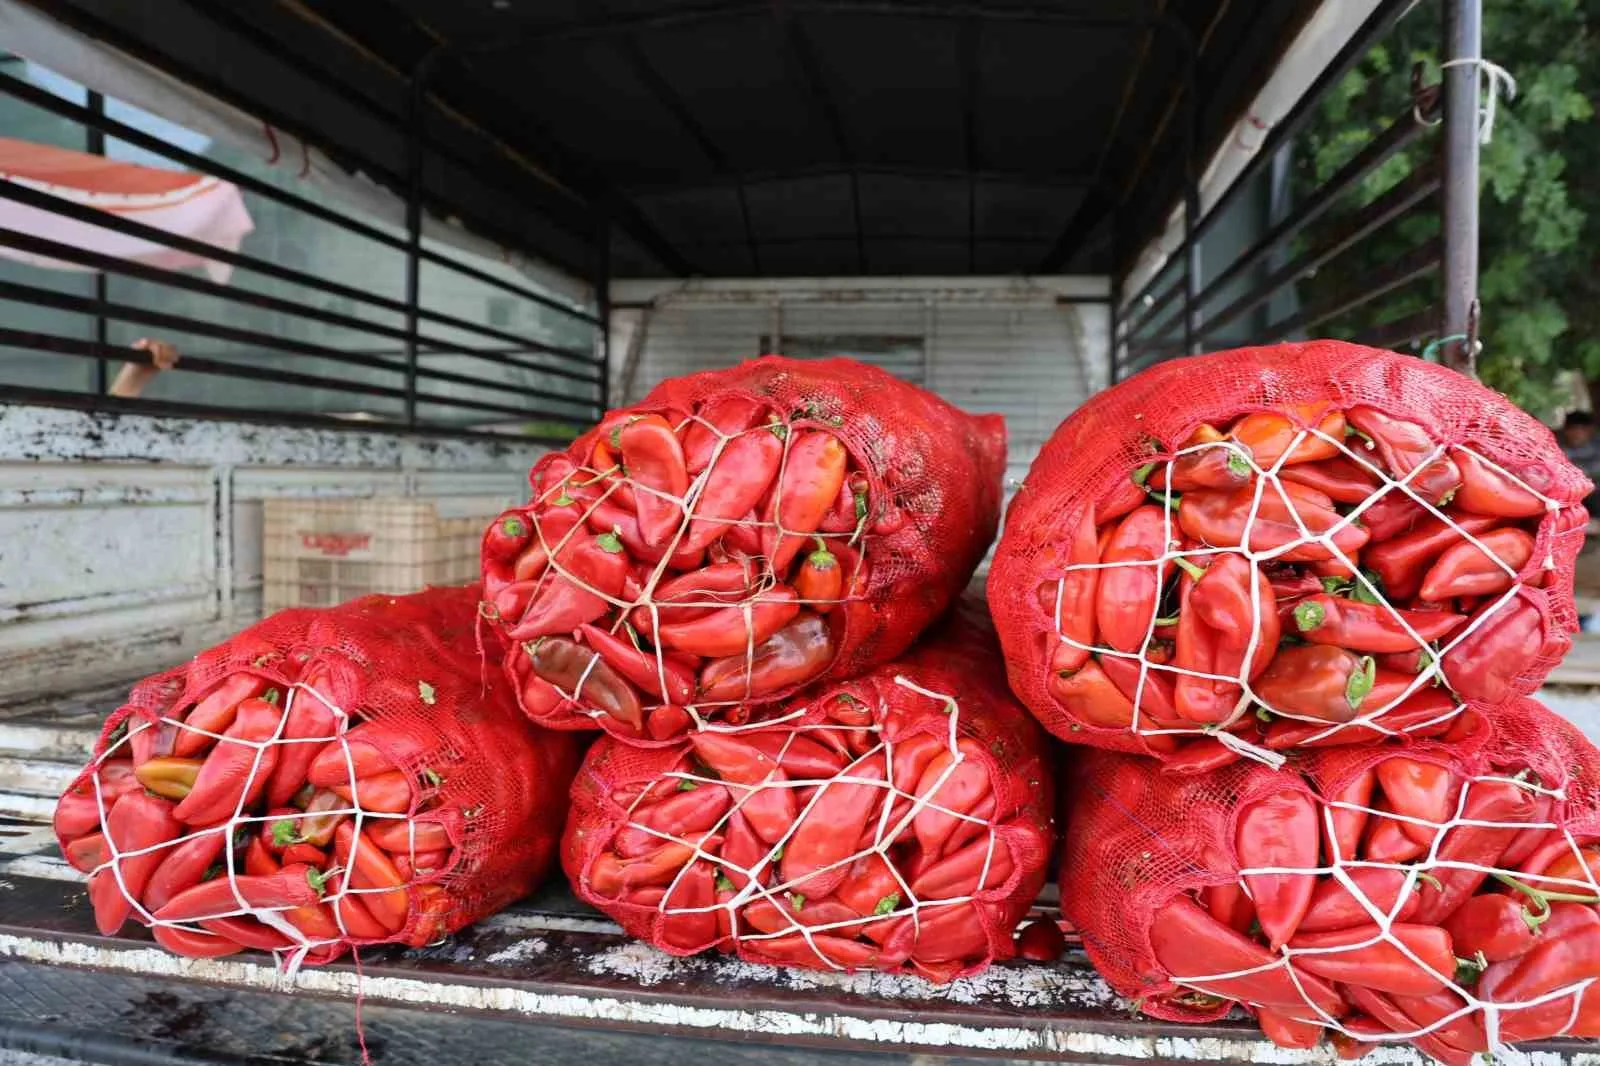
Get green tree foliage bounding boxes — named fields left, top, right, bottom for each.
left=1298, top=0, right=1594, bottom=416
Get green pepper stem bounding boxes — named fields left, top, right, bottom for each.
left=1493, top=870, right=1600, bottom=906
left=1172, top=557, right=1206, bottom=581
left=1293, top=600, right=1326, bottom=632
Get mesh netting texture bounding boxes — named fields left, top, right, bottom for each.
left=52, top=585, right=580, bottom=966
left=988, top=341, right=1592, bottom=767
left=1060, top=697, right=1600, bottom=1062
left=560, top=597, right=1054, bottom=982
left=480, top=356, right=1006, bottom=746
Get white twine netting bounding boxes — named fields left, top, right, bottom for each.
left=610, top=676, right=1016, bottom=972
left=519, top=407, right=870, bottom=721
left=86, top=679, right=449, bottom=976
left=1051, top=422, right=1562, bottom=766
left=1169, top=768, right=1599, bottom=1056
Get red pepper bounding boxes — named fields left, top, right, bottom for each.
left=697, top=611, right=834, bottom=702
left=585, top=495, right=703, bottom=571
left=762, top=431, right=850, bottom=575
left=658, top=587, right=801, bottom=658
left=1418, top=527, right=1533, bottom=601
left=306, top=728, right=427, bottom=787
left=1376, top=756, right=1458, bottom=845
left=1229, top=404, right=1345, bottom=468
left=619, top=414, right=690, bottom=548
left=154, top=861, right=325, bottom=922
left=506, top=529, right=630, bottom=641
left=1358, top=491, right=1429, bottom=543
left=1443, top=892, right=1545, bottom=962
left=1363, top=812, right=1427, bottom=864
left=1451, top=447, right=1549, bottom=518
left=1441, top=596, right=1543, bottom=704
left=1280, top=455, right=1382, bottom=504
left=1255, top=1008, right=1323, bottom=1050
left=683, top=427, right=784, bottom=552
left=1148, top=424, right=1252, bottom=492
left=631, top=560, right=757, bottom=632
left=174, top=675, right=270, bottom=758
left=153, top=922, right=247, bottom=958
left=1179, top=485, right=1368, bottom=563
left=334, top=823, right=410, bottom=934
left=588, top=833, right=718, bottom=897
left=1015, top=920, right=1066, bottom=962
left=63, top=832, right=109, bottom=874
left=1173, top=567, right=1239, bottom=725
left=1364, top=513, right=1501, bottom=601
left=1096, top=506, right=1172, bottom=652
left=527, top=636, right=644, bottom=731
left=282, top=843, right=328, bottom=868
left=1254, top=646, right=1378, bottom=724
left=910, top=835, right=1015, bottom=899
left=780, top=751, right=887, bottom=898
left=1149, top=895, right=1345, bottom=1014
left=244, top=834, right=278, bottom=876
left=753, top=931, right=885, bottom=971
left=1344, top=986, right=1478, bottom=1066
left=682, top=396, right=765, bottom=474
left=657, top=859, right=720, bottom=952
left=134, top=756, right=205, bottom=801
left=1236, top=790, right=1318, bottom=950
left=1045, top=509, right=1102, bottom=674
left=1296, top=867, right=1424, bottom=933
left=692, top=729, right=845, bottom=782
left=1098, top=653, right=1182, bottom=724
left=1320, top=768, right=1374, bottom=869
left=1046, top=659, right=1133, bottom=731
left=171, top=697, right=283, bottom=826
left=56, top=762, right=134, bottom=840
left=1163, top=738, right=1242, bottom=774
left=614, top=784, right=732, bottom=858
left=482, top=509, right=533, bottom=563
left=911, top=738, right=991, bottom=859
left=403, top=883, right=454, bottom=947
left=1263, top=689, right=1459, bottom=749
left=794, top=543, right=844, bottom=610
left=579, top=623, right=695, bottom=706
left=1346, top=406, right=1461, bottom=504
left=329, top=769, right=413, bottom=814
left=1481, top=903, right=1600, bottom=1025
left=1409, top=776, right=1540, bottom=924
left=1292, top=594, right=1465, bottom=653
left=1289, top=923, right=1454, bottom=996
left=265, top=673, right=339, bottom=808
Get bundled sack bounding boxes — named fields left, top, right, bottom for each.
left=1061, top=698, right=1600, bottom=1062
left=481, top=355, right=1006, bottom=744
left=53, top=585, right=579, bottom=963
left=990, top=341, right=1590, bottom=767
left=561, top=600, right=1053, bottom=981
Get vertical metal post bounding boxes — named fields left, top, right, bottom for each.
left=404, top=54, right=440, bottom=428
left=87, top=90, right=109, bottom=397
left=1108, top=218, right=1122, bottom=387
left=1181, top=61, right=1202, bottom=356
left=594, top=213, right=612, bottom=415
left=1441, top=0, right=1482, bottom=377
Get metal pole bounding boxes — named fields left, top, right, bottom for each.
left=1440, top=0, right=1481, bottom=377
left=404, top=57, right=439, bottom=428
left=87, top=90, right=109, bottom=398
left=595, top=213, right=612, bottom=414
left=1181, top=49, right=1201, bottom=356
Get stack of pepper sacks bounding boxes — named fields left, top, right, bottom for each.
left=989, top=340, right=1600, bottom=1061
left=52, top=586, right=578, bottom=964
left=490, top=357, right=1061, bottom=978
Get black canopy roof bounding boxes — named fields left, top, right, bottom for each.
left=34, top=0, right=1318, bottom=280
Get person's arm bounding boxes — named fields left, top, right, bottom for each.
left=109, top=339, right=179, bottom=398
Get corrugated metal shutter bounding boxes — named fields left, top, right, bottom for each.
left=620, top=285, right=1108, bottom=534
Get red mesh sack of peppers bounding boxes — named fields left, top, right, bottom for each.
left=989, top=340, right=1591, bottom=768
left=52, top=585, right=579, bottom=965
left=561, top=599, right=1054, bottom=981
left=480, top=355, right=1006, bottom=745
left=1061, top=697, right=1600, bottom=1062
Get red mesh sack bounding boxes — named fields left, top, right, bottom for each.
left=561, top=599, right=1054, bottom=981
left=1062, top=698, right=1600, bottom=1060
left=989, top=341, right=1591, bottom=767
left=52, top=585, right=579, bottom=965
left=481, top=355, right=1006, bottom=745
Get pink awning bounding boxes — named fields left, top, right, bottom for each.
left=0, top=136, right=254, bottom=284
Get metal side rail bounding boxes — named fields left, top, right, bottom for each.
left=2, top=690, right=1595, bottom=1064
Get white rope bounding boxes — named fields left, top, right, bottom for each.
left=1441, top=57, right=1518, bottom=145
